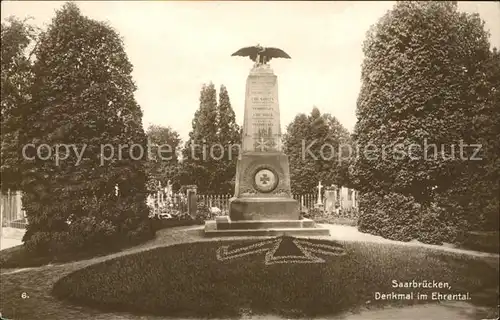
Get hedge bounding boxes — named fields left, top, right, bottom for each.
left=357, top=192, right=468, bottom=245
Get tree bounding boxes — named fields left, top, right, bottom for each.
left=443, top=47, right=500, bottom=231
left=324, top=114, right=353, bottom=188
left=284, top=107, right=352, bottom=194
left=474, top=47, right=500, bottom=230
left=145, top=124, right=181, bottom=187
left=215, top=85, right=241, bottom=194
left=284, top=113, right=316, bottom=194
left=179, top=83, right=219, bottom=193
left=179, top=83, right=241, bottom=194
left=20, top=2, right=154, bottom=255
left=0, top=17, right=38, bottom=191
left=352, top=1, right=496, bottom=240
left=352, top=1, right=492, bottom=202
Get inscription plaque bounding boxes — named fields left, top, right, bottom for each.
left=242, top=70, right=282, bottom=152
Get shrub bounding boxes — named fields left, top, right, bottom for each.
left=307, top=208, right=323, bottom=219
left=357, top=192, right=467, bottom=245
left=194, top=202, right=211, bottom=224
left=299, top=211, right=309, bottom=219
left=150, top=215, right=196, bottom=231
left=461, top=231, right=500, bottom=254
left=308, top=207, right=360, bottom=219
left=23, top=231, right=58, bottom=256
left=22, top=196, right=155, bottom=258
left=341, top=208, right=359, bottom=219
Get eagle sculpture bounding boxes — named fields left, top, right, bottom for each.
left=231, top=44, right=291, bottom=65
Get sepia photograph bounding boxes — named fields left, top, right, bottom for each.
left=0, top=1, right=499, bottom=319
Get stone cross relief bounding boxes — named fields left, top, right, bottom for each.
left=256, top=137, right=269, bottom=152
left=260, top=173, right=271, bottom=185
left=255, top=136, right=282, bottom=152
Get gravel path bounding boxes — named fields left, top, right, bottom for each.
left=1, top=225, right=498, bottom=320
left=319, top=224, right=500, bottom=258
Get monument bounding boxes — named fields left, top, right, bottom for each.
left=204, top=45, right=329, bottom=237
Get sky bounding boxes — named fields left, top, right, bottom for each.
left=2, top=1, right=499, bottom=142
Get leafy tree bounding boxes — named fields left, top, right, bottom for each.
left=20, top=2, right=153, bottom=255
left=284, top=107, right=352, bottom=194
left=324, top=113, right=353, bottom=188
left=284, top=113, right=313, bottom=194
left=145, top=124, right=181, bottom=187
left=0, top=17, right=38, bottom=191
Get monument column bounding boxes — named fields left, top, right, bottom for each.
left=241, top=64, right=282, bottom=153
left=230, top=63, right=299, bottom=220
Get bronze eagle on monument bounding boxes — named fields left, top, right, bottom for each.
left=232, top=44, right=291, bottom=65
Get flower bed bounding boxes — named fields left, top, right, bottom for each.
left=52, top=239, right=499, bottom=318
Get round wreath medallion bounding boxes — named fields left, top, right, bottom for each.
left=253, top=167, right=279, bottom=193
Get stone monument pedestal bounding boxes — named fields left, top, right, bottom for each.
left=229, top=197, right=299, bottom=220
left=229, top=152, right=299, bottom=221
left=204, top=216, right=329, bottom=237
left=204, top=60, right=329, bottom=238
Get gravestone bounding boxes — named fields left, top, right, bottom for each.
left=324, top=185, right=337, bottom=213
left=165, top=180, right=173, bottom=198
left=204, top=49, right=329, bottom=237
left=186, top=185, right=197, bottom=218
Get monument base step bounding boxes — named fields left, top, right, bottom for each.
left=215, top=216, right=316, bottom=229
left=204, top=217, right=330, bottom=237
left=229, top=197, right=300, bottom=221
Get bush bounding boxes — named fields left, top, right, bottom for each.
left=461, top=231, right=500, bottom=254
left=22, top=196, right=155, bottom=258
left=23, top=231, right=59, bottom=256
left=314, top=216, right=358, bottom=227
left=300, top=207, right=359, bottom=226
left=194, top=202, right=211, bottom=224
left=150, top=213, right=197, bottom=231
left=308, top=208, right=323, bottom=218
left=357, top=192, right=467, bottom=245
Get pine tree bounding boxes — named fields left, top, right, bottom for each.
left=179, top=83, right=219, bottom=193
left=20, top=2, right=153, bottom=255
left=215, top=85, right=241, bottom=194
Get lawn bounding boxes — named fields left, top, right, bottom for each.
left=49, top=236, right=499, bottom=319
left=0, top=218, right=197, bottom=269
left=0, top=243, right=125, bottom=269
